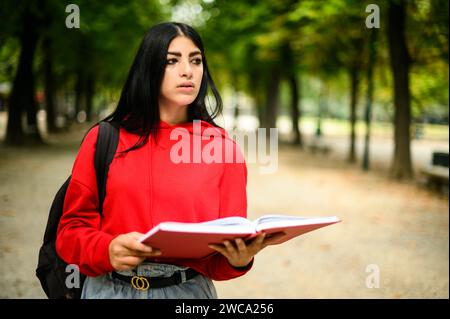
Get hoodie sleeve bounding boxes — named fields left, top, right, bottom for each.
left=199, top=138, right=254, bottom=280
left=55, top=126, right=115, bottom=277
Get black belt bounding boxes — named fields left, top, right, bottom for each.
left=111, top=268, right=199, bottom=290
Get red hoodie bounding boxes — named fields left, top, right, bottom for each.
left=56, top=120, right=252, bottom=280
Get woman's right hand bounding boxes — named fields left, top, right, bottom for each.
left=108, top=232, right=161, bottom=271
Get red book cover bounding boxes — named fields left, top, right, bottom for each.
left=139, top=215, right=341, bottom=259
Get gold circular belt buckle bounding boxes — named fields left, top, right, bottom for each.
left=131, top=275, right=150, bottom=291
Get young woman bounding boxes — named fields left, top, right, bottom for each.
left=56, top=22, right=279, bottom=299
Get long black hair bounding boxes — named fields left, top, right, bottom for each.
left=101, top=22, right=223, bottom=153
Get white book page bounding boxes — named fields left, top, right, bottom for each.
left=138, top=215, right=340, bottom=242
left=139, top=217, right=255, bottom=242
left=254, top=215, right=340, bottom=232
left=159, top=223, right=254, bottom=234
left=200, top=216, right=252, bottom=227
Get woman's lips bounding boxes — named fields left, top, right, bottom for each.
left=176, top=86, right=195, bottom=93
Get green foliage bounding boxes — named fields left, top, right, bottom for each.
left=0, top=0, right=447, bottom=123
left=0, top=38, right=19, bottom=83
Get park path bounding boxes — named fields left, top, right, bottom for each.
left=0, top=123, right=448, bottom=298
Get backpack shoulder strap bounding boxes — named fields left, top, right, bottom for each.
left=94, top=121, right=119, bottom=214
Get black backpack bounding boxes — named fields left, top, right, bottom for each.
left=36, top=121, right=119, bottom=299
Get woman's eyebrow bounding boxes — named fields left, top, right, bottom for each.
left=167, top=51, right=202, bottom=57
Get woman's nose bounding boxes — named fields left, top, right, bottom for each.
left=179, top=60, right=193, bottom=78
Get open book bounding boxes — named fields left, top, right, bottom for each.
left=138, top=215, right=341, bottom=259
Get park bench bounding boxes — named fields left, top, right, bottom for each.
left=420, top=151, right=449, bottom=194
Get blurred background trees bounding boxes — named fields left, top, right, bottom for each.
left=0, top=0, right=448, bottom=180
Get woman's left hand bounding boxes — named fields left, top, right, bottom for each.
left=208, top=232, right=285, bottom=268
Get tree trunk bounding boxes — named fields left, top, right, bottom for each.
left=43, top=36, right=57, bottom=133
left=5, top=7, right=42, bottom=145
left=74, top=70, right=85, bottom=123
left=281, top=42, right=302, bottom=146
left=231, top=74, right=239, bottom=130
left=387, top=0, right=413, bottom=179
left=348, top=65, right=359, bottom=163
left=85, top=75, right=94, bottom=122
left=255, top=91, right=265, bottom=129
left=232, top=92, right=239, bottom=130
left=264, top=67, right=280, bottom=132
left=316, top=83, right=328, bottom=137
left=248, top=69, right=265, bottom=129
left=362, top=29, right=378, bottom=171
left=288, top=73, right=302, bottom=146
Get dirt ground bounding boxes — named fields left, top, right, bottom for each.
left=0, top=124, right=448, bottom=298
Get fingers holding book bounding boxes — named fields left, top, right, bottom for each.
left=208, top=231, right=286, bottom=268
left=260, top=231, right=287, bottom=247
left=109, top=232, right=162, bottom=271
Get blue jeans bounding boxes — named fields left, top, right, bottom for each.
left=81, top=262, right=218, bottom=299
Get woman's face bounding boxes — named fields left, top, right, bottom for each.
left=159, top=36, right=204, bottom=109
